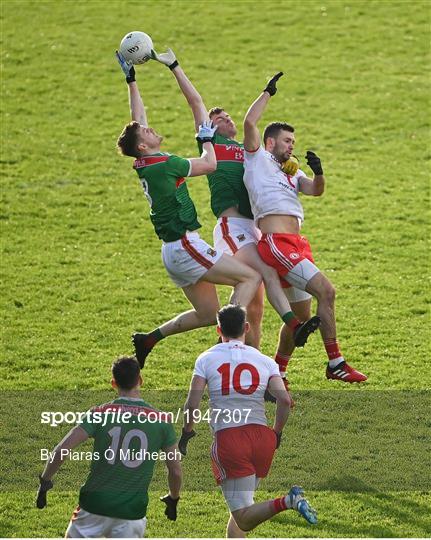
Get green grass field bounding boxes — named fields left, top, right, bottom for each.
left=1, top=0, right=430, bottom=537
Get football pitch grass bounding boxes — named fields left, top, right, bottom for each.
left=1, top=0, right=430, bottom=537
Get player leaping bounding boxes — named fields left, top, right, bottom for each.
left=242, top=72, right=367, bottom=383
left=116, top=52, right=262, bottom=368
left=149, top=47, right=320, bottom=355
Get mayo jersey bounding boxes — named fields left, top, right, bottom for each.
left=243, top=146, right=307, bottom=223
left=193, top=340, right=280, bottom=432
left=133, top=153, right=201, bottom=242
left=198, top=133, right=253, bottom=219
left=79, top=397, right=176, bottom=520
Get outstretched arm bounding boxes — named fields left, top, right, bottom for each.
left=116, top=51, right=148, bottom=126
left=243, top=72, right=283, bottom=151
left=151, top=48, right=208, bottom=131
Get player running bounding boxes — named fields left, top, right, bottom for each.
left=149, top=47, right=320, bottom=354
left=178, top=304, right=317, bottom=537
left=36, top=356, right=182, bottom=538
left=242, top=72, right=367, bottom=384
left=115, top=52, right=265, bottom=368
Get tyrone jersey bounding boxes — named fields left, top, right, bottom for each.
left=244, top=146, right=307, bottom=223
left=78, top=397, right=176, bottom=520
left=193, top=340, right=280, bottom=432
left=198, top=133, right=253, bottom=219
left=133, top=152, right=201, bottom=242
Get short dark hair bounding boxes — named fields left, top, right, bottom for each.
left=112, top=356, right=140, bottom=390
left=217, top=304, right=247, bottom=339
left=263, top=122, right=294, bottom=145
left=117, top=121, right=142, bottom=158
left=208, top=107, right=224, bottom=119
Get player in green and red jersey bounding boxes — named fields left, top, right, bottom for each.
left=115, top=52, right=263, bottom=368
left=150, top=48, right=319, bottom=376
left=36, top=356, right=182, bottom=538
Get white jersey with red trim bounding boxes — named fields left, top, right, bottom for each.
left=193, top=340, right=280, bottom=432
left=243, top=146, right=306, bottom=223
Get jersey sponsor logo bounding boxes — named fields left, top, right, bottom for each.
left=284, top=173, right=296, bottom=188
left=133, top=155, right=169, bottom=169
left=277, top=180, right=296, bottom=194
left=214, top=144, right=244, bottom=163
left=207, top=247, right=217, bottom=257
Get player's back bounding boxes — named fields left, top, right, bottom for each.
left=78, top=397, right=176, bottom=520
left=194, top=340, right=279, bottom=432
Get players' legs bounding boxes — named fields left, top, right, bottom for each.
left=222, top=477, right=317, bottom=534
left=234, top=243, right=319, bottom=348
left=158, top=280, right=220, bottom=336
left=274, top=297, right=313, bottom=381
left=203, top=253, right=262, bottom=307
left=226, top=514, right=246, bottom=538
left=133, top=281, right=220, bottom=368
left=285, top=262, right=367, bottom=382
left=243, top=283, right=264, bottom=348
left=304, top=271, right=337, bottom=339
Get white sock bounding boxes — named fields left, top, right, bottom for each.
left=328, top=357, right=344, bottom=369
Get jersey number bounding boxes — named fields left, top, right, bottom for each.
left=217, top=362, right=260, bottom=395
left=107, top=426, right=148, bottom=469
left=140, top=178, right=153, bottom=207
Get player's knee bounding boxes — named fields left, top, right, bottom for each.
left=232, top=509, right=252, bottom=532
left=322, top=281, right=336, bottom=304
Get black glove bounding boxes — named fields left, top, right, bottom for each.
left=160, top=494, right=179, bottom=521
left=178, top=428, right=196, bottom=456
left=305, top=150, right=323, bottom=176
left=36, top=475, right=53, bottom=509
left=274, top=431, right=282, bottom=449
left=264, top=72, right=284, bottom=96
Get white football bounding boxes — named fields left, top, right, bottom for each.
left=119, top=31, right=153, bottom=65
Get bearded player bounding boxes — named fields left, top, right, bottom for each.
left=149, top=48, right=320, bottom=360
left=242, top=72, right=367, bottom=384
left=178, top=304, right=317, bottom=537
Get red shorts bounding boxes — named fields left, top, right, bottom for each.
left=211, top=424, right=277, bottom=484
left=258, top=233, right=315, bottom=286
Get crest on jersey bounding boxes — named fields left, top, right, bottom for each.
left=236, top=234, right=246, bottom=242
left=289, top=253, right=300, bottom=260
left=207, top=248, right=217, bottom=257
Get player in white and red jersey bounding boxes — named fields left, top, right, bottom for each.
left=242, top=72, right=367, bottom=384
left=179, top=304, right=317, bottom=537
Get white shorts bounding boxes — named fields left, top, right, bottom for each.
left=221, top=474, right=261, bottom=512
left=161, top=231, right=223, bottom=288
left=213, top=217, right=261, bottom=256
left=65, top=506, right=147, bottom=538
